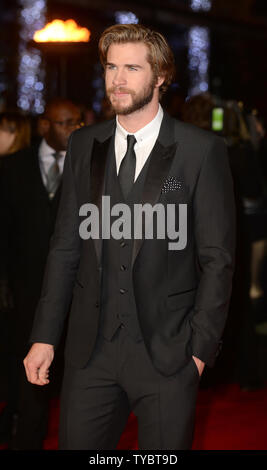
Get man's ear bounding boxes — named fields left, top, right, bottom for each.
left=37, top=117, right=50, bottom=137
left=155, top=75, right=165, bottom=89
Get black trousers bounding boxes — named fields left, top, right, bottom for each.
left=59, top=325, right=200, bottom=450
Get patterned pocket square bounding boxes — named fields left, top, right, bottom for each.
left=161, top=176, right=183, bottom=194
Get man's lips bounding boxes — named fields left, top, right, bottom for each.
left=114, top=92, right=128, bottom=96
left=109, top=88, right=133, bottom=97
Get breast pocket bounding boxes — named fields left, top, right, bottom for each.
left=161, top=191, right=189, bottom=206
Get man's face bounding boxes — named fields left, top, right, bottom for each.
left=105, top=42, right=160, bottom=116
left=43, top=103, right=81, bottom=151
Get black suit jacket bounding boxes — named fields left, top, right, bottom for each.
left=0, top=144, right=62, bottom=355
left=30, top=113, right=236, bottom=376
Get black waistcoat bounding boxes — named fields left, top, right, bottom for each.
left=99, top=140, right=152, bottom=341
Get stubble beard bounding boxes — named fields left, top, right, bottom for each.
left=106, top=77, right=157, bottom=116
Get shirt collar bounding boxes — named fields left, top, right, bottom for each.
left=39, top=138, right=65, bottom=158
left=116, top=104, right=163, bottom=145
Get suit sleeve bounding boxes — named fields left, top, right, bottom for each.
left=30, top=132, right=82, bottom=348
left=190, top=136, right=236, bottom=367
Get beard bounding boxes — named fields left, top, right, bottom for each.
left=106, top=76, right=157, bottom=116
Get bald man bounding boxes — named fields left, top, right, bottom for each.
left=0, top=98, right=81, bottom=449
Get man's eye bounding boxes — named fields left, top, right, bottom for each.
left=128, top=66, right=137, bottom=71
left=106, top=65, right=116, bottom=70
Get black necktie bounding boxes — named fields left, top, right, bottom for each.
left=118, top=134, right=136, bottom=199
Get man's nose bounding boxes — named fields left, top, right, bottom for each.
left=112, top=69, right=127, bottom=86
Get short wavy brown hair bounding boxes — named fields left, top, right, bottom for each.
left=98, top=24, right=175, bottom=95
left=0, top=111, right=31, bottom=154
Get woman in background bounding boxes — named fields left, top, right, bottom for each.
left=0, top=111, right=31, bottom=157
left=0, top=110, right=31, bottom=446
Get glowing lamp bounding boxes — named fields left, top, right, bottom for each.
left=33, top=19, right=90, bottom=43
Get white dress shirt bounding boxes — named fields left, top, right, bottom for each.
left=38, top=138, right=66, bottom=187
left=115, top=104, right=164, bottom=182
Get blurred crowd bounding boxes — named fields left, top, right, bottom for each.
left=0, top=92, right=266, bottom=449
left=178, top=93, right=267, bottom=391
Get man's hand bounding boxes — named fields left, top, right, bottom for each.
left=192, top=355, right=205, bottom=377
left=23, top=343, right=54, bottom=386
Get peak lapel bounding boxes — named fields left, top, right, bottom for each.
left=90, top=131, right=114, bottom=265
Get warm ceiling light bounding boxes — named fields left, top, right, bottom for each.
left=33, top=19, right=91, bottom=43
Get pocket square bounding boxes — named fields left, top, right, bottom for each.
left=161, top=176, right=183, bottom=194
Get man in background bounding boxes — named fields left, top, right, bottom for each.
left=0, top=98, right=81, bottom=449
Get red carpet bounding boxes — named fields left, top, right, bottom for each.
left=43, top=383, right=267, bottom=450
left=192, top=383, right=267, bottom=450
left=1, top=383, right=267, bottom=450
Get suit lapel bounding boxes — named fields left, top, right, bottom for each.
left=30, top=143, right=52, bottom=201
left=131, top=113, right=178, bottom=268
left=90, top=122, right=115, bottom=265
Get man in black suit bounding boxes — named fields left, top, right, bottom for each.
left=24, top=25, right=235, bottom=450
left=0, top=98, right=81, bottom=448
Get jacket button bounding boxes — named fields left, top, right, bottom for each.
left=120, top=241, right=127, bottom=247
left=95, top=301, right=99, bottom=308
left=120, top=264, right=126, bottom=271
left=119, top=288, right=127, bottom=294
